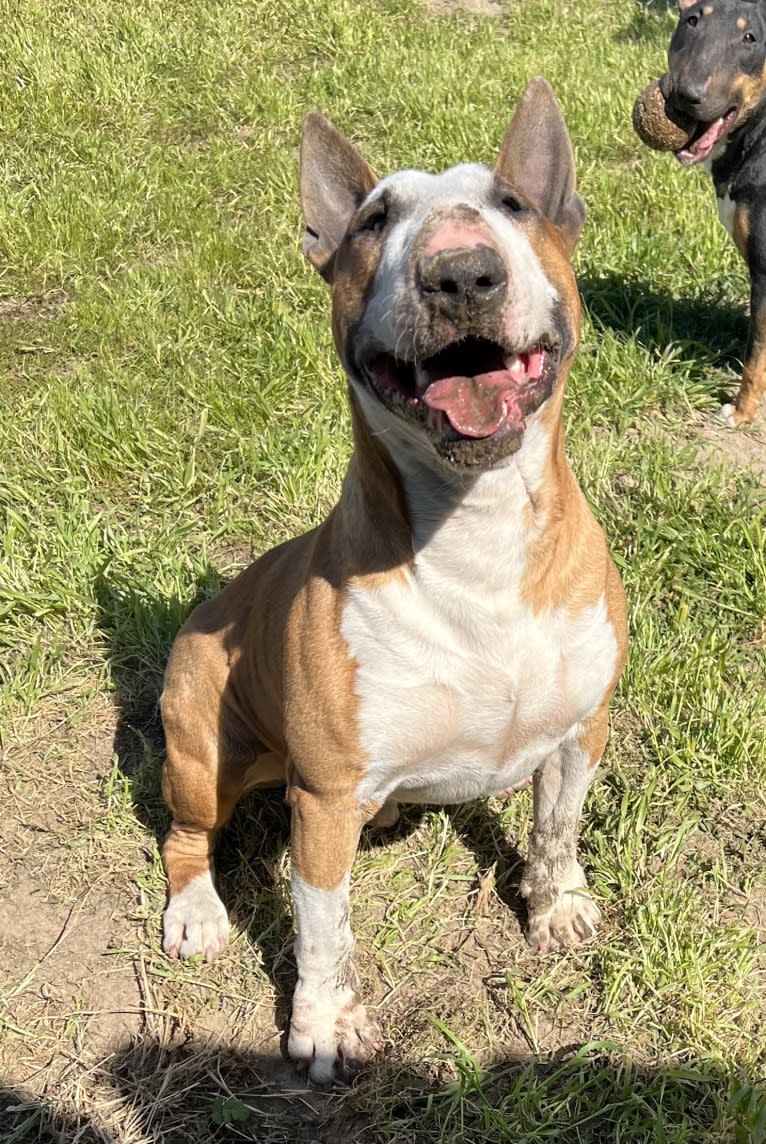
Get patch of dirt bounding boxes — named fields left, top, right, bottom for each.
left=0, top=874, right=144, bottom=1058
left=422, top=0, right=503, bottom=15
left=693, top=408, right=766, bottom=477
left=0, top=290, right=70, bottom=321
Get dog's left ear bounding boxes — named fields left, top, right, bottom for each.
left=496, top=77, right=586, bottom=255
left=300, top=112, right=377, bottom=281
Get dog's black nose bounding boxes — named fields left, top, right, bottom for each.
left=672, top=77, right=708, bottom=107
left=417, top=245, right=507, bottom=309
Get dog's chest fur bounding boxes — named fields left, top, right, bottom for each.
left=342, top=429, right=619, bottom=807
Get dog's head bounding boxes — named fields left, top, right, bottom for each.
left=665, top=0, right=766, bottom=165
left=300, top=79, right=585, bottom=472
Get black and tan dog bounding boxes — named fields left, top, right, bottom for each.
left=159, top=79, right=627, bottom=1084
left=660, top=0, right=766, bottom=425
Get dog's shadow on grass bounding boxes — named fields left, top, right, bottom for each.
left=579, top=271, right=748, bottom=386
left=5, top=1038, right=766, bottom=1143
left=580, top=271, right=747, bottom=368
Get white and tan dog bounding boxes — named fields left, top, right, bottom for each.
left=159, top=78, right=628, bottom=1084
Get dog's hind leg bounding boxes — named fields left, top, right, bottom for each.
left=520, top=704, right=608, bottom=954
left=285, top=784, right=383, bottom=1084
left=721, top=215, right=766, bottom=426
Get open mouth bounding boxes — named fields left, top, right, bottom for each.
left=364, top=336, right=557, bottom=440
left=674, top=107, right=738, bottom=165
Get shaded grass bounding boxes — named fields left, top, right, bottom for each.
left=1, top=0, right=765, bottom=1140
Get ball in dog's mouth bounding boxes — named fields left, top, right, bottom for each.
left=364, top=336, right=557, bottom=440
left=632, top=80, right=696, bottom=152
left=632, top=77, right=738, bottom=165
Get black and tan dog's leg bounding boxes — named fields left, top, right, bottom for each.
left=286, top=786, right=382, bottom=1084
left=722, top=217, right=766, bottom=426
left=520, top=708, right=608, bottom=953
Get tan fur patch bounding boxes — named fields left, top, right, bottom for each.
left=732, top=203, right=751, bottom=259
left=737, top=15, right=747, bottom=29
left=579, top=702, right=610, bottom=769
left=734, top=299, right=766, bottom=423
left=702, top=5, right=713, bottom=14
left=732, top=64, right=766, bottom=123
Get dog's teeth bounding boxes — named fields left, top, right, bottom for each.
left=415, top=364, right=430, bottom=394
left=505, top=353, right=525, bottom=381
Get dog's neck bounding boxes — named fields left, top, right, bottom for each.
left=339, top=383, right=572, bottom=602
left=709, top=98, right=766, bottom=190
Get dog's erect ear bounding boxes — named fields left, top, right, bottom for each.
left=677, top=0, right=697, bottom=10
left=300, top=112, right=377, bottom=280
left=496, top=77, right=586, bottom=255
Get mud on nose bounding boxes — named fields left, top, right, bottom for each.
left=417, top=244, right=507, bottom=309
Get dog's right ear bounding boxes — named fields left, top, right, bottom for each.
left=300, top=112, right=377, bottom=281
left=677, top=0, right=697, bottom=10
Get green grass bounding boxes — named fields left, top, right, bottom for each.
left=1, top=0, right=765, bottom=1141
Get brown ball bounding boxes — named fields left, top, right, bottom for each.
left=632, top=79, right=695, bottom=152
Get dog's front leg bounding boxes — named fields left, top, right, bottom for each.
left=520, top=707, right=608, bottom=953
left=286, top=785, right=382, bottom=1084
left=721, top=240, right=766, bottom=427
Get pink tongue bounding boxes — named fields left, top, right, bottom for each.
left=679, top=115, right=726, bottom=163
left=423, top=374, right=511, bottom=438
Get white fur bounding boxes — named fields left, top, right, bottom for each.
left=289, top=873, right=379, bottom=1084
left=343, top=423, right=619, bottom=810
left=698, top=156, right=736, bottom=240
left=162, top=870, right=229, bottom=960
left=522, top=740, right=603, bottom=951
left=716, top=190, right=736, bottom=239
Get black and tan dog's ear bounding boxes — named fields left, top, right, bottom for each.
left=496, top=77, right=586, bottom=254
left=300, top=112, right=377, bottom=280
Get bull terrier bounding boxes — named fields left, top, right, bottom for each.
left=159, top=78, right=628, bottom=1084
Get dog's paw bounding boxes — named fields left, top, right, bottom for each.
left=288, top=990, right=383, bottom=1085
left=526, top=888, right=601, bottom=954
left=163, top=871, right=229, bottom=962
left=718, top=402, right=741, bottom=427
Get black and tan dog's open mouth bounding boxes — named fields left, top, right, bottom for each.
left=674, top=107, right=738, bottom=165
left=364, top=336, right=557, bottom=439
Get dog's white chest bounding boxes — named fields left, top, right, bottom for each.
left=716, top=190, right=736, bottom=239
left=342, top=470, right=618, bottom=807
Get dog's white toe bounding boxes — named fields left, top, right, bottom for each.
left=162, top=871, right=229, bottom=962
left=718, top=402, right=738, bottom=427
left=288, top=990, right=382, bottom=1085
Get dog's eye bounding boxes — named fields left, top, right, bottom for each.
left=357, top=203, right=388, bottom=234
left=743, top=30, right=756, bottom=43
left=500, top=193, right=524, bottom=214
left=685, top=13, right=699, bottom=25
